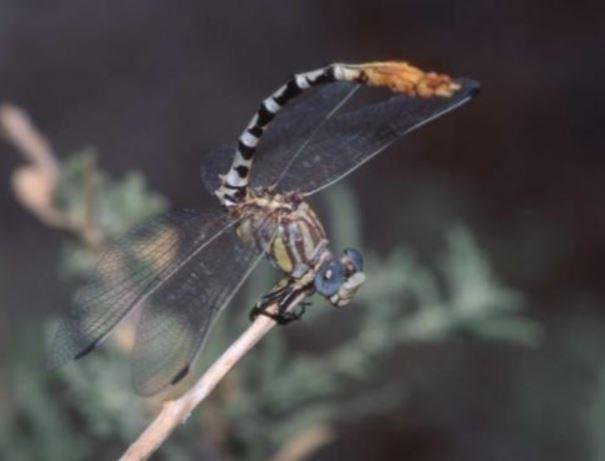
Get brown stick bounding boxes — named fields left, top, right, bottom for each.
left=1, top=103, right=104, bottom=248
left=0, top=104, right=58, bottom=171
left=119, top=291, right=307, bottom=461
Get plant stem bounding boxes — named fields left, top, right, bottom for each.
left=119, top=291, right=307, bottom=461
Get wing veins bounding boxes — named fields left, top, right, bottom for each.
left=270, top=84, right=359, bottom=187
left=302, top=90, right=475, bottom=196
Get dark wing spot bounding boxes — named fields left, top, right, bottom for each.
left=74, top=338, right=102, bottom=360
left=171, top=365, right=190, bottom=385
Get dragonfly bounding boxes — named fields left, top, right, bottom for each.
left=48, top=61, right=479, bottom=396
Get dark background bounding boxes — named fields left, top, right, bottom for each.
left=1, top=1, right=604, bottom=460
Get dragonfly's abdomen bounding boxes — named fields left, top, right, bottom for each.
left=235, top=190, right=328, bottom=278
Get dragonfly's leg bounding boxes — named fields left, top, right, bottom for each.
left=274, top=302, right=306, bottom=325
left=249, top=279, right=289, bottom=321
left=249, top=279, right=308, bottom=325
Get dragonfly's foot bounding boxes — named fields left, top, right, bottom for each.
left=249, top=305, right=262, bottom=322
left=276, top=303, right=307, bottom=325
left=249, top=303, right=307, bottom=325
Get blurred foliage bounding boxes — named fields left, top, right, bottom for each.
left=0, top=151, right=541, bottom=461
left=54, top=150, right=168, bottom=278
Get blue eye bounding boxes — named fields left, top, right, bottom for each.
left=344, top=248, right=364, bottom=272
left=314, top=258, right=344, bottom=296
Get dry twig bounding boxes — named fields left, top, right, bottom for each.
left=2, top=104, right=331, bottom=460
left=0, top=103, right=103, bottom=248
left=119, top=292, right=307, bottom=461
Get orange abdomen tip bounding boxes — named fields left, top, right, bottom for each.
left=357, top=61, right=461, bottom=98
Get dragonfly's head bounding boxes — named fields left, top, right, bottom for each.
left=314, top=248, right=365, bottom=307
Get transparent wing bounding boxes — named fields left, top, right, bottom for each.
left=201, top=82, right=359, bottom=193
left=47, top=209, right=238, bottom=370
left=130, top=215, right=278, bottom=395
left=276, top=78, right=480, bottom=196
left=201, top=143, right=231, bottom=194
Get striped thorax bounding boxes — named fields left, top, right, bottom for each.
left=231, top=187, right=365, bottom=308
left=233, top=188, right=328, bottom=278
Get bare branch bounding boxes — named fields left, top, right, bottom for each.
left=0, top=104, right=58, bottom=172
left=120, top=292, right=307, bottom=461
left=0, top=103, right=103, bottom=248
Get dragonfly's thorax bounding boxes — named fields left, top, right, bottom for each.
left=232, top=187, right=330, bottom=278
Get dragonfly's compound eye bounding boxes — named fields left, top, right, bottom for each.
left=322, top=248, right=366, bottom=308
left=314, top=258, right=345, bottom=297
left=343, top=248, right=363, bottom=273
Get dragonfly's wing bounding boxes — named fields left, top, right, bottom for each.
left=47, top=210, right=239, bottom=370
left=275, top=78, right=480, bottom=196
left=201, top=82, right=359, bottom=193
left=130, top=215, right=278, bottom=396
left=201, top=144, right=232, bottom=194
